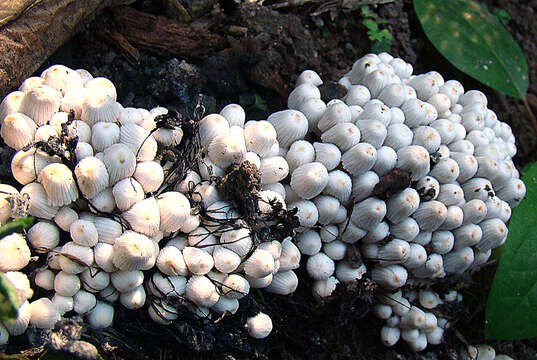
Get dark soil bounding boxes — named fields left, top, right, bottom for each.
left=2, top=0, right=537, bottom=359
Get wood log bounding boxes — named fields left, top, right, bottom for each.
left=111, top=6, right=227, bottom=58
left=0, top=0, right=132, bottom=98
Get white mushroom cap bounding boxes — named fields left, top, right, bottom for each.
left=219, top=227, right=252, bottom=257
left=118, top=107, right=144, bottom=125
left=212, top=245, right=241, bottom=273
left=199, top=113, right=230, bottom=148
left=110, top=270, right=144, bottom=293
left=93, top=217, right=123, bottom=245
left=185, top=275, right=219, bottom=307
left=222, top=274, right=250, bottom=299
left=265, top=270, right=298, bottom=295
left=54, top=271, right=81, bottom=297
left=73, top=289, right=97, bottom=314
left=11, top=148, right=61, bottom=185
left=121, top=197, right=160, bottom=237
left=70, top=219, right=98, bottom=247
left=219, top=103, right=245, bottom=127
left=147, top=300, right=178, bottom=325
left=2, top=300, right=31, bottom=336
left=81, top=93, right=121, bottom=126
left=112, top=231, right=156, bottom=271
left=290, top=162, right=328, bottom=200
left=38, top=163, right=78, bottom=207
left=133, top=161, right=164, bottom=193
left=246, top=312, right=273, bottom=339
left=147, top=272, right=184, bottom=299
left=34, top=124, right=58, bottom=142
left=243, top=120, right=277, bottom=157
left=19, top=77, right=45, bottom=93
left=85, top=77, right=116, bottom=100
left=67, top=119, right=92, bottom=143
left=34, top=269, right=55, bottom=290
left=341, top=143, right=377, bottom=176
left=120, top=285, right=146, bottom=310
left=20, top=85, right=62, bottom=126
left=306, top=252, right=335, bottom=280
left=156, top=246, right=188, bottom=276
left=119, top=123, right=157, bottom=162
left=87, top=301, right=114, bottom=329
left=74, top=156, right=109, bottom=199
left=93, top=243, right=118, bottom=273
left=27, top=221, right=60, bottom=251
left=4, top=272, right=33, bottom=304
left=279, top=237, right=301, bottom=271
left=297, top=229, right=322, bottom=256
left=207, top=132, right=246, bottom=169
left=267, top=109, right=309, bottom=148
left=0, top=233, right=31, bottom=271
left=244, top=249, right=275, bottom=278
left=183, top=246, right=214, bottom=275
left=320, top=101, right=353, bottom=132
left=0, top=91, right=25, bottom=124
left=312, top=276, right=339, bottom=298
left=41, top=64, right=84, bottom=94
left=80, top=267, right=110, bottom=293
left=102, top=143, right=137, bottom=186
left=1, top=113, right=37, bottom=150
left=112, top=177, right=144, bottom=211
left=61, top=87, right=90, bottom=119
left=259, top=156, right=289, bottom=185
left=29, top=298, right=60, bottom=329
left=91, top=122, right=120, bottom=152
left=211, top=296, right=239, bottom=314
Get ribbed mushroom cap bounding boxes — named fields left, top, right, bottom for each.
left=102, top=143, right=136, bottom=186
left=11, top=148, right=61, bottom=185
left=20, top=85, right=62, bottom=126
left=121, top=197, right=160, bottom=237
left=0, top=91, right=25, bottom=125
left=0, top=233, right=31, bottom=271
left=75, top=156, right=109, bottom=199
left=38, top=163, right=78, bottom=207
left=157, top=191, right=190, bottom=232
left=29, top=298, right=61, bottom=329
left=112, top=231, right=156, bottom=271
left=120, top=123, right=157, bottom=162
left=1, top=113, right=37, bottom=150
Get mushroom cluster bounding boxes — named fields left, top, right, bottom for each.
left=0, top=64, right=297, bottom=344
left=0, top=50, right=526, bottom=353
left=262, top=52, right=524, bottom=351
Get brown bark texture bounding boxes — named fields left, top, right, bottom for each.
left=0, top=0, right=131, bottom=97
left=111, top=6, right=227, bottom=58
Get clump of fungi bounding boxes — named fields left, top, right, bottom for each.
left=0, top=52, right=525, bottom=352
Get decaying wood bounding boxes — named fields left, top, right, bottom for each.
left=111, top=6, right=227, bottom=58
left=97, top=28, right=141, bottom=66
left=0, top=0, right=42, bottom=27
left=0, top=0, right=133, bottom=97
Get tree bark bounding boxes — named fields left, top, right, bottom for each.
left=0, top=0, right=132, bottom=97
left=111, top=6, right=227, bottom=58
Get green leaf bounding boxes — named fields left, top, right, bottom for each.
left=0, top=273, right=20, bottom=321
left=362, top=19, right=378, bottom=32
left=485, top=162, right=537, bottom=339
left=371, top=37, right=392, bottom=54
left=0, top=217, right=34, bottom=240
left=492, top=8, right=511, bottom=26
left=414, top=0, right=528, bottom=99
left=253, top=94, right=267, bottom=111
left=360, top=5, right=376, bottom=19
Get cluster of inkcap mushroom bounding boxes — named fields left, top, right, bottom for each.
left=272, top=51, right=524, bottom=351
left=0, top=51, right=526, bottom=353
left=0, top=64, right=292, bottom=344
